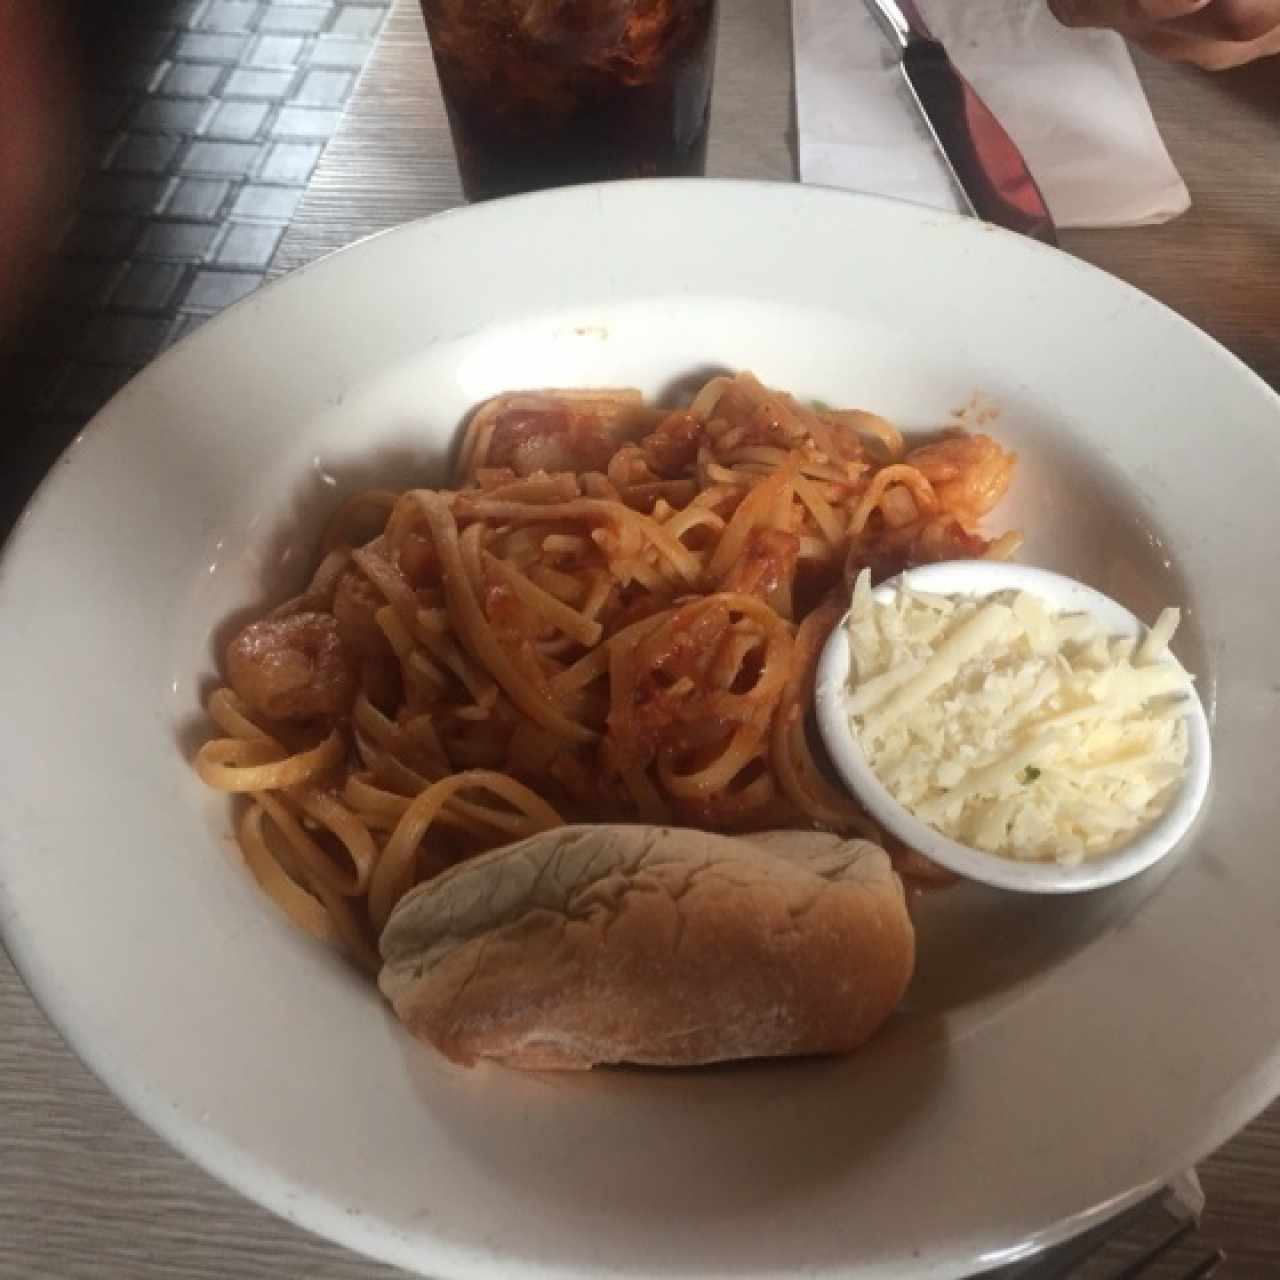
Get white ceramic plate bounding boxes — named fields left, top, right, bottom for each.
left=2, top=181, right=1279, bottom=1280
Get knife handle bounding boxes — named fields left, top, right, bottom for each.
left=865, top=0, right=933, bottom=47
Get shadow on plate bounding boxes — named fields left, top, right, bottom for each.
left=902, top=854, right=1180, bottom=1021
left=391, top=1007, right=950, bottom=1226
left=655, top=363, right=734, bottom=405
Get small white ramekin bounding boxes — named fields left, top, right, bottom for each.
left=814, top=561, right=1213, bottom=893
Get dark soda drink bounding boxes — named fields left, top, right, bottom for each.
left=419, top=0, right=719, bottom=201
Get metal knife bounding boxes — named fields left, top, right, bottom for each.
left=865, top=0, right=1058, bottom=246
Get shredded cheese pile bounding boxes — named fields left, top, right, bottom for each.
left=846, top=572, right=1193, bottom=865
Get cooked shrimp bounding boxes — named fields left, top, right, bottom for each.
left=642, top=411, right=703, bottom=477
left=844, top=516, right=991, bottom=585
left=225, top=612, right=356, bottom=721
left=332, top=567, right=392, bottom=660
left=904, top=433, right=1014, bottom=522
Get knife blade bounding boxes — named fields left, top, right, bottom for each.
left=865, top=0, right=1058, bottom=246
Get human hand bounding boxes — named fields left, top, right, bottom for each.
left=1051, top=0, right=1280, bottom=68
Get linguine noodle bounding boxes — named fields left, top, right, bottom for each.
left=195, top=372, right=1018, bottom=971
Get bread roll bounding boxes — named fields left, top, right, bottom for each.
left=378, top=825, right=914, bottom=1070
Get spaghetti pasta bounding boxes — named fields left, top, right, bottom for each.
left=197, top=372, right=1017, bottom=969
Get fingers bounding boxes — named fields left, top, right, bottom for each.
left=1051, top=0, right=1211, bottom=31
left=1158, top=0, right=1280, bottom=41
left=1051, top=0, right=1280, bottom=66
left=1137, top=18, right=1280, bottom=63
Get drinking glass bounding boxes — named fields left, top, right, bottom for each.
left=419, top=0, right=719, bottom=201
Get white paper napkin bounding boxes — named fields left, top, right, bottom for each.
left=792, top=0, right=1190, bottom=228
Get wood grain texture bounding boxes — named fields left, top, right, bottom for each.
left=0, top=947, right=407, bottom=1280
left=5, top=1, right=1280, bottom=1277
left=1064, top=53, right=1280, bottom=388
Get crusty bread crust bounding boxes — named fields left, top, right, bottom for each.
left=378, top=825, right=914, bottom=1070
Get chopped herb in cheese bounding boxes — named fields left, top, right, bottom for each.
left=846, top=571, right=1193, bottom=866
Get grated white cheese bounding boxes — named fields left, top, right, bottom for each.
left=846, top=572, right=1194, bottom=866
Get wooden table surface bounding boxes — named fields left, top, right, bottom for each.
left=4, top=2, right=1280, bottom=1277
